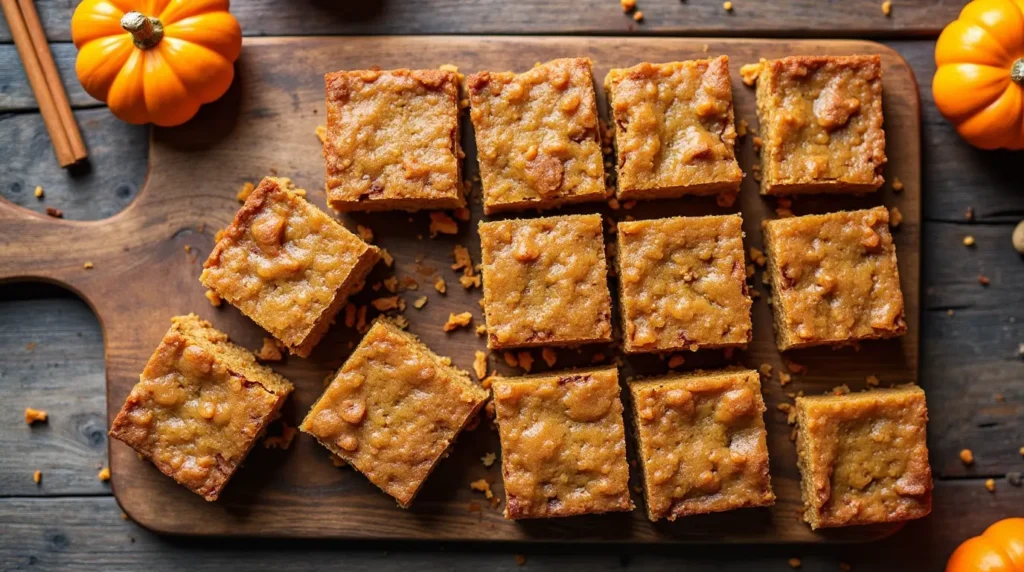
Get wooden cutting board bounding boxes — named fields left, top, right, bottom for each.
left=0, top=36, right=920, bottom=542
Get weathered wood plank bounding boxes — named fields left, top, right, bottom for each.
left=0, top=107, right=147, bottom=220
left=0, top=287, right=110, bottom=496
left=0, top=0, right=964, bottom=43
left=0, top=43, right=95, bottom=111
left=2, top=481, right=1021, bottom=571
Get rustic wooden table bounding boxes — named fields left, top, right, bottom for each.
left=1, top=1, right=1022, bottom=570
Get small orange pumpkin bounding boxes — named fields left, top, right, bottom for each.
left=934, top=0, right=1024, bottom=150
left=71, top=0, right=242, bottom=127
left=947, top=517, right=1024, bottom=572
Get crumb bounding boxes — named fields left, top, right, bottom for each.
left=723, top=1, right=733, bottom=11
left=752, top=136, right=763, bottom=150
left=484, top=400, right=496, bottom=418
left=184, top=245, right=192, bottom=254
left=98, top=467, right=111, bottom=482
left=83, top=261, right=94, bottom=270
left=620, top=0, right=636, bottom=11
left=451, top=245, right=474, bottom=273
left=413, top=296, right=428, bottom=310
left=542, top=347, right=557, bottom=367
left=978, top=274, right=990, bottom=286
left=25, top=342, right=36, bottom=351
left=460, top=274, right=481, bottom=289
left=315, top=125, right=326, bottom=143
left=434, top=276, right=447, bottom=294
left=759, top=363, right=773, bottom=378
left=429, top=212, right=459, bottom=237
left=470, top=478, right=494, bottom=499
left=45, top=207, right=63, bottom=218
left=784, top=360, right=807, bottom=374
left=371, top=296, right=400, bottom=311
left=481, top=452, right=497, bottom=468
left=382, top=277, right=398, bottom=293
left=515, top=555, right=527, bottom=567
left=866, top=375, right=880, bottom=387
left=255, top=337, right=284, bottom=362
left=263, top=424, right=297, bottom=450
left=503, top=351, right=519, bottom=367
left=204, top=289, right=222, bottom=307
left=454, top=207, right=471, bottom=222
left=737, top=119, right=748, bottom=137
left=960, top=449, right=974, bottom=465
left=473, top=351, right=488, bottom=380
left=380, top=248, right=394, bottom=267
left=740, top=61, right=762, bottom=86
left=948, top=309, right=955, bottom=316
left=889, top=207, right=903, bottom=228
left=788, top=558, right=801, bottom=569
left=965, top=206, right=975, bottom=221
left=985, top=478, right=996, bottom=492
left=633, top=10, right=644, bottom=21
left=963, top=235, right=975, bottom=247
left=393, top=315, right=409, bottom=329
left=356, top=225, right=374, bottom=243
left=716, top=192, right=737, bottom=208
left=622, top=200, right=636, bottom=210
left=881, top=0, right=892, bottom=16
left=831, top=384, right=851, bottom=396
left=439, top=64, right=459, bottom=73
left=779, top=372, right=792, bottom=386
left=1020, top=446, right=1024, bottom=457
left=443, top=311, right=473, bottom=332
left=24, top=407, right=47, bottom=424
left=892, top=177, right=904, bottom=192
left=518, top=351, right=534, bottom=372
left=356, top=305, right=369, bottom=333
left=668, top=354, right=685, bottom=369
left=750, top=247, right=766, bottom=267
left=33, top=470, right=41, bottom=484
left=236, top=182, right=255, bottom=203
left=476, top=324, right=487, bottom=336
left=777, top=403, right=797, bottom=425
left=344, top=303, right=358, bottom=328
left=34, top=186, right=43, bottom=198
left=608, top=198, right=621, bottom=210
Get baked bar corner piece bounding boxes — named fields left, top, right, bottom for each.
left=491, top=367, right=633, bottom=519
left=200, top=177, right=379, bottom=357
left=478, top=214, right=613, bottom=350
left=299, top=318, right=488, bottom=508
left=629, top=369, right=774, bottom=521
left=763, top=206, right=905, bottom=351
left=324, top=68, right=466, bottom=212
left=795, top=385, right=932, bottom=529
left=617, top=214, right=752, bottom=353
left=467, top=58, right=606, bottom=214
left=605, top=56, right=743, bottom=201
left=752, top=54, right=886, bottom=195
left=108, top=314, right=294, bottom=501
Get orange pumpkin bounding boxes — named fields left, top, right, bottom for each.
left=71, top=0, right=242, bottom=127
left=933, top=0, right=1024, bottom=150
left=947, top=518, right=1024, bottom=572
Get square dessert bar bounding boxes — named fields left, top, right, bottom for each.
left=201, top=177, right=379, bottom=357
left=750, top=55, right=886, bottom=195
left=617, top=215, right=752, bottom=353
left=479, top=214, right=613, bottom=350
left=629, top=369, right=774, bottom=521
left=324, top=68, right=465, bottom=212
left=467, top=58, right=607, bottom=214
left=605, top=57, right=743, bottom=201
left=763, top=206, right=906, bottom=351
left=795, top=386, right=932, bottom=529
left=491, top=367, right=633, bottom=519
left=300, top=319, right=488, bottom=508
left=109, top=314, right=294, bottom=501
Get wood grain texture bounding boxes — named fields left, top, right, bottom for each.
left=0, top=42, right=95, bottom=110
left=0, top=36, right=921, bottom=542
left=0, top=0, right=965, bottom=42
left=3, top=480, right=1022, bottom=571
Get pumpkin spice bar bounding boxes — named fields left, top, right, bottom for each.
left=617, top=215, right=752, bottom=353
left=605, top=57, right=743, bottom=201
left=763, top=206, right=905, bottom=351
left=300, top=319, right=488, bottom=508
left=201, top=177, right=379, bottom=357
left=491, top=367, right=633, bottom=519
left=748, top=55, right=886, bottom=195
left=109, top=314, right=294, bottom=501
left=795, top=386, right=932, bottom=529
left=467, top=58, right=606, bottom=214
left=479, top=214, right=613, bottom=350
left=629, top=369, right=774, bottom=521
left=324, top=68, right=465, bottom=212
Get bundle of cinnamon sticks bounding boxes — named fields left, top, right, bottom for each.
left=2, top=0, right=87, bottom=167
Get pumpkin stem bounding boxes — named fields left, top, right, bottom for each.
left=121, top=11, right=164, bottom=50
left=1012, top=58, right=1024, bottom=86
